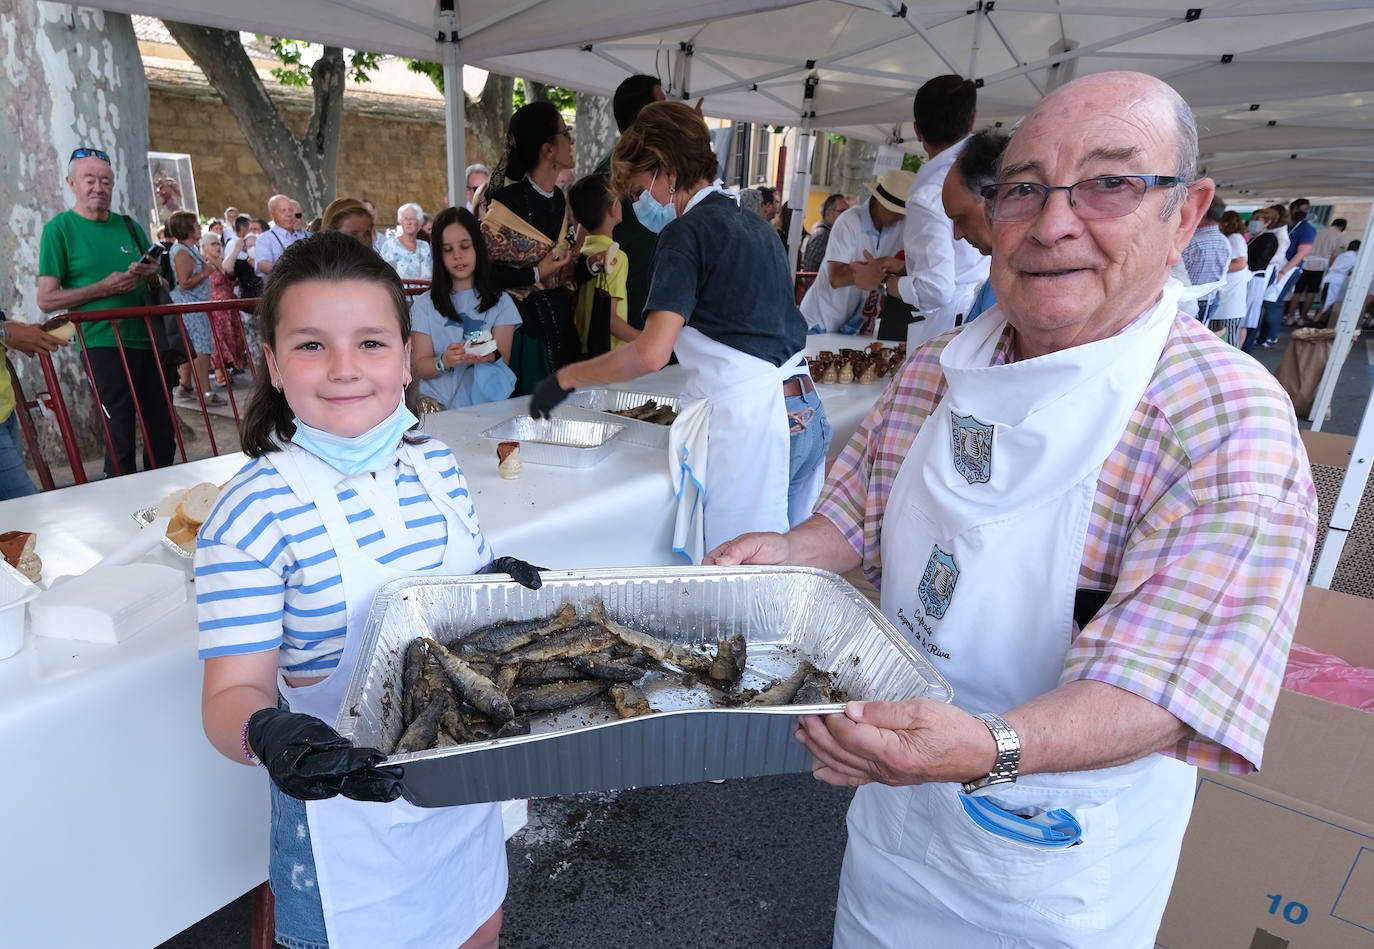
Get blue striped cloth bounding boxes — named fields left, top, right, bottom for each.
left=194, top=443, right=486, bottom=677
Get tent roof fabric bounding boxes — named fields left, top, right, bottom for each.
left=97, top=0, right=1374, bottom=197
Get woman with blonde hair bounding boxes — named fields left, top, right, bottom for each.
left=323, top=198, right=375, bottom=248
left=1210, top=210, right=1251, bottom=346
left=527, top=100, right=830, bottom=563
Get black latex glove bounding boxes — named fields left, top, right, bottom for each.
left=247, top=708, right=404, bottom=803
left=529, top=373, right=573, bottom=419
left=478, top=555, right=546, bottom=590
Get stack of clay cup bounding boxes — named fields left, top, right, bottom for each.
left=808, top=342, right=907, bottom=385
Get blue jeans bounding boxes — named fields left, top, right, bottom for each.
left=0, top=412, right=38, bottom=500
left=1259, top=271, right=1301, bottom=343
left=786, top=386, right=831, bottom=526
left=269, top=782, right=330, bottom=949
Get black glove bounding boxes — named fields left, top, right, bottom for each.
left=478, top=555, right=546, bottom=590
left=529, top=374, right=573, bottom=419
left=247, top=708, right=404, bottom=803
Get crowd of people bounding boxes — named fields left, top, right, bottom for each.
left=11, top=64, right=1333, bottom=949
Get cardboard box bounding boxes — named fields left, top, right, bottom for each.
left=1157, top=586, right=1374, bottom=949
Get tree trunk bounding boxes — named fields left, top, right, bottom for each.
left=161, top=21, right=342, bottom=217
left=573, top=92, right=616, bottom=178
left=0, top=3, right=152, bottom=475
left=832, top=139, right=880, bottom=200
left=525, top=80, right=551, bottom=104
left=467, top=71, right=513, bottom=171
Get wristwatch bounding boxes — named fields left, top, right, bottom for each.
left=961, top=712, right=1021, bottom=796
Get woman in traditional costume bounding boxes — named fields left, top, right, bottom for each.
left=481, top=101, right=582, bottom=393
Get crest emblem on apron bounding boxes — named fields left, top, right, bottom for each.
left=950, top=413, right=994, bottom=485
left=919, top=545, right=959, bottom=619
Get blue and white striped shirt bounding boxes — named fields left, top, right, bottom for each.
left=195, top=441, right=487, bottom=677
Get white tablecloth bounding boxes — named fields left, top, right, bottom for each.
left=0, top=359, right=886, bottom=947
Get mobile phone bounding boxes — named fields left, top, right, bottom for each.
left=140, top=242, right=166, bottom=264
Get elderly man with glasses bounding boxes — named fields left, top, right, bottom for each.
left=37, top=146, right=178, bottom=478
left=708, top=72, right=1317, bottom=948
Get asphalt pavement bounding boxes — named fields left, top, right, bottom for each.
left=157, top=774, right=854, bottom=949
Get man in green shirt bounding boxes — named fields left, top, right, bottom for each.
left=37, top=147, right=176, bottom=477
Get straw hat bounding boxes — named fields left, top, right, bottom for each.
left=864, top=169, right=915, bottom=215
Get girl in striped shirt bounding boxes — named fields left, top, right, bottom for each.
left=195, top=231, right=538, bottom=949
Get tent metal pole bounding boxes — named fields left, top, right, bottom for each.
left=968, top=1, right=985, bottom=79
left=1309, top=377, right=1374, bottom=588
left=439, top=0, right=467, bottom=211
left=1307, top=208, right=1374, bottom=430
left=786, top=76, right=818, bottom=275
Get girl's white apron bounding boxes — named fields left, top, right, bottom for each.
left=836, top=283, right=1197, bottom=948
left=272, top=442, right=506, bottom=949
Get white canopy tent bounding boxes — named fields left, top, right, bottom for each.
left=92, top=0, right=1374, bottom=587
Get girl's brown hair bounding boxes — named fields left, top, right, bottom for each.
left=241, top=231, right=417, bottom=458
left=1219, top=210, right=1246, bottom=237
left=609, top=101, right=718, bottom=202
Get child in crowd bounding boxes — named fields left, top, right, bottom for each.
left=194, top=231, right=540, bottom=949
left=569, top=173, right=640, bottom=356
left=409, top=207, right=520, bottom=408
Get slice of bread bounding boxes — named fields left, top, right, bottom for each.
left=166, top=522, right=199, bottom=551
left=155, top=488, right=189, bottom=519
left=177, top=482, right=220, bottom=526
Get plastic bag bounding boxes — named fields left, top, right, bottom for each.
left=1282, top=643, right=1374, bottom=711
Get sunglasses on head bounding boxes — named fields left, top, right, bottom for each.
left=70, top=147, right=111, bottom=165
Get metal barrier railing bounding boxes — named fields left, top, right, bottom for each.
left=20, top=281, right=433, bottom=488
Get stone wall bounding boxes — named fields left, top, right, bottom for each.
left=146, top=65, right=488, bottom=227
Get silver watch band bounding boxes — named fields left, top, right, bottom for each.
left=961, top=712, right=1021, bottom=796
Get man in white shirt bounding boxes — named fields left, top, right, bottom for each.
left=255, top=194, right=307, bottom=275
left=883, top=74, right=991, bottom=348
left=800, top=170, right=914, bottom=334
left=1294, top=218, right=1346, bottom=318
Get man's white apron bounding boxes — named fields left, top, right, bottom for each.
left=836, top=282, right=1197, bottom=948
left=273, top=442, right=507, bottom=949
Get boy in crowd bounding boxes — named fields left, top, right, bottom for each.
left=569, top=174, right=640, bottom=355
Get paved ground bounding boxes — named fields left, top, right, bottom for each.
left=152, top=322, right=1374, bottom=949
left=156, top=776, right=854, bottom=949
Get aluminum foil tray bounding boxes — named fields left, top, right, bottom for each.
left=562, top=388, right=681, bottom=449
left=480, top=415, right=625, bottom=468
left=336, top=567, right=952, bottom=807
left=132, top=508, right=193, bottom=559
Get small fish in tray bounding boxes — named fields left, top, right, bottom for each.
left=393, top=602, right=848, bottom=754
left=607, top=398, right=679, bottom=426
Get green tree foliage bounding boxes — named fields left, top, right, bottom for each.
left=513, top=79, right=576, bottom=112
left=262, top=36, right=380, bottom=87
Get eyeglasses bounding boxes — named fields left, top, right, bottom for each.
left=549, top=128, right=573, bottom=143
left=69, top=147, right=111, bottom=165
left=980, top=175, right=1186, bottom=222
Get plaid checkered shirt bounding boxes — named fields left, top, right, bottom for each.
left=817, top=312, right=1318, bottom=773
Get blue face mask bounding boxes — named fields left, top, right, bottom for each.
left=1247, top=219, right=1264, bottom=236
left=633, top=170, right=677, bottom=233
left=291, top=396, right=419, bottom=476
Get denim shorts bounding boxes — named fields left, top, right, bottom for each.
left=269, top=781, right=330, bottom=949
left=785, top=386, right=832, bottom=525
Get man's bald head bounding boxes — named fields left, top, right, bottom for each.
left=987, top=71, right=1212, bottom=358
left=1007, top=72, right=1197, bottom=218
left=268, top=194, right=295, bottom=229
